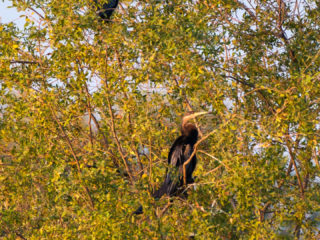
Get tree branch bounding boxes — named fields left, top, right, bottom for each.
left=234, top=0, right=256, bottom=19
left=49, top=104, right=95, bottom=209
left=284, top=137, right=304, bottom=197
left=105, top=96, right=134, bottom=183
left=9, top=60, right=39, bottom=64
left=28, top=7, right=45, bottom=19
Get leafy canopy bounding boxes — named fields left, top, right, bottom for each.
left=1, top=0, right=320, bottom=239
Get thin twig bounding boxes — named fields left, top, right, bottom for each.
left=198, top=150, right=234, bottom=173
left=203, top=165, right=223, bottom=176
left=105, top=97, right=134, bottom=183
left=49, top=104, right=95, bottom=209
left=234, top=0, right=256, bottom=19
left=158, top=201, right=172, bottom=218
left=284, top=137, right=304, bottom=197
left=28, top=7, right=44, bottom=19
left=259, top=202, right=271, bottom=222
left=313, top=147, right=320, bottom=168
left=9, top=60, right=39, bottom=64
left=15, top=232, right=27, bottom=240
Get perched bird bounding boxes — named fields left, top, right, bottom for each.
left=134, top=111, right=208, bottom=215
left=94, top=0, right=119, bottom=21
left=153, top=111, right=207, bottom=198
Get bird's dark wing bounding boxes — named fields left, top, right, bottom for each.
left=153, top=137, right=186, bottom=199
left=167, top=136, right=185, bottom=165
left=94, top=0, right=119, bottom=20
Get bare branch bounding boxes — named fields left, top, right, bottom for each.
left=28, top=7, right=44, bottom=19
left=284, top=137, right=304, bottom=197
left=198, top=150, right=234, bottom=173
left=10, top=60, right=39, bottom=64
left=234, top=0, right=256, bottom=19
left=104, top=97, right=134, bottom=183
left=49, top=104, right=95, bottom=209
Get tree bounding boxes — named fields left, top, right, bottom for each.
left=1, top=0, right=320, bottom=238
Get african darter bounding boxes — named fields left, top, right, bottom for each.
left=134, top=111, right=208, bottom=214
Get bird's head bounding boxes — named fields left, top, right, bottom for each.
left=181, top=111, right=208, bottom=138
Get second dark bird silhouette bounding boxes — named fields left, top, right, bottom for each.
left=134, top=111, right=208, bottom=215
left=94, top=0, right=119, bottom=21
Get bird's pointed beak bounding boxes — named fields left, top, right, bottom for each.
left=183, top=111, right=208, bottom=122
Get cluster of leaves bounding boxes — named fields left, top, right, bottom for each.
left=1, top=0, right=320, bottom=239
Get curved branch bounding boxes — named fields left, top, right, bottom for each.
left=183, top=115, right=236, bottom=185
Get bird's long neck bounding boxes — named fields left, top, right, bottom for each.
left=181, top=122, right=198, bottom=145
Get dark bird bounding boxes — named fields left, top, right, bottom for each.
left=134, top=111, right=208, bottom=215
left=94, top=0, right=119, bottom=21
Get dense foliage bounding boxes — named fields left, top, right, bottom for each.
left=1, top=0, right=320, bottom=239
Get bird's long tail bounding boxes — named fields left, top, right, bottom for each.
left=153, top=174, right=180, bottom=199
left=133, top=173, right=181, bottom=215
